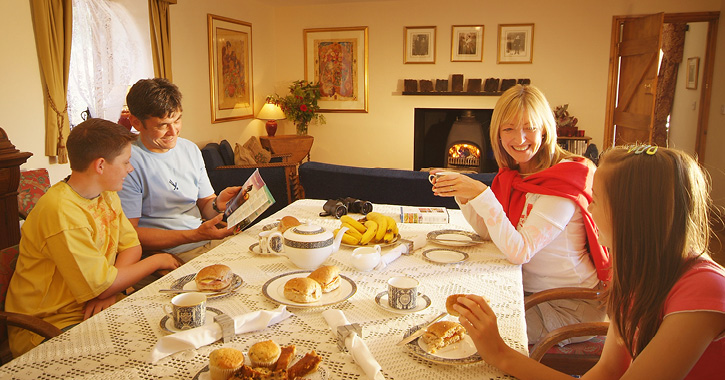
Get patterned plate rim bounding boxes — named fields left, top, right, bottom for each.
left=426, top=229, right=483, bottom=246
left=341, top=234, right=401, bottom=248
left=374, top=291, right=431, bottom=314
left=159, top=307, right=223, bottom=334
left=192, top=354, right=329, bottom=380
left=262, top=271, right=357, bottom=308
left=402, top=323, right=483, bottom=365
left=169, top=273, right=243, bottom=299
left=422, top=248, right=469, bottom=264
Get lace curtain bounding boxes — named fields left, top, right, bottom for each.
left=67, top=0, right=144, bottom=127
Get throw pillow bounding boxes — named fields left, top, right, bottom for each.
left=243, top=136, right=271, bottom=164
left=234, top=143, right=257, bottom=165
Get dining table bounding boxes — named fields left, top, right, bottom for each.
left=0, top=199, right=527, bottom=380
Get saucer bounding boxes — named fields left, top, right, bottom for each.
left=422, top=248, right=469, bottom=264
left=159, top=307, right=222, bottom=333
left=249, top=242, right=279, bottom=255
left=374, top=291, right=431, bottom=314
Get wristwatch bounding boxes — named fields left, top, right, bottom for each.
left=212, top=196, right=223, bottom=213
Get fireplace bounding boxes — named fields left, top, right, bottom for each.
left=414, top=108, right=497, bottom=173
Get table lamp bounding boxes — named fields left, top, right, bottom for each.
left=257, top=102, right=286, bottom=137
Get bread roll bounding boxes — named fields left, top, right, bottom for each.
left=196, top=264, right=233, bottom=291
left=422, top=321, right=467, bottom=353
left=283, top=277, right=321, bottom=303
left=307, top=265, right=341, bottom=293
left=278, top=216, right=301, bottom=233
left=446, top=294, right=468, bottom=317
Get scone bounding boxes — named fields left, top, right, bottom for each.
left=209, top=347, right=244, bottom=380
left=196, top=264, right=233, bottom=291
left=445, top=294, right=468, bottom=317
left=283, top=277, right=322, bottom=303
left=248, top=340, right=281, bottom=369
left=421, top=321, right=467, bottom=353
left=278, top=216, right=301, bottom=233
left=307, top=265, right=341, bottom=293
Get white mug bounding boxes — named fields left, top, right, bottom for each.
left=163, top=292, right=207, bottom=330
left=388, top=276, right=420, bottom=310
left=428, top=171, right=458, bottom=184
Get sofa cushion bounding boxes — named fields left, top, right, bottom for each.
left=18, top=168, right=51, bottom=219
left=234, top=143, right=257, bottom=165
left=243, top=136, right=271, bottom=164
left=201, top=143, right=225, bottom=170
left=219, top=140, right=235, bottom=165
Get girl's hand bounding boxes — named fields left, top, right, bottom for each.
left=455, top=295, right=510, bottom=368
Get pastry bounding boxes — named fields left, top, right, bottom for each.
left=274, top=345, right=296, bottom=371
left=248, top=340, right=281, bottom=369
left=286, top=351, right=321, bottom=379
left=196, top=264, right=233, bottom=291
left=208, top=347, right=244, bottom=380
left=307, top=265, right=341, bottom=293
left=445, top=294, right=468, bottom=317
left=278, top=216, right=301, bottom=233
left=421, top=320, right=467, bottom=353
left=283, top=277, right=321, bottom=303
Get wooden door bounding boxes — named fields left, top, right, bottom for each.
left=604, top=13, right=664, bottom=147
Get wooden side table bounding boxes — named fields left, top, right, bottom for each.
left=259, top=135, right=314, bottom=164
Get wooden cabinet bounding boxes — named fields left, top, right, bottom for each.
left=259, top=135, right=314, bottom=164
left=0, top=127, right=32, bottom=249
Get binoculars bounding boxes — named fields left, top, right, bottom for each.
left=321, top=197, right=373, bottom=218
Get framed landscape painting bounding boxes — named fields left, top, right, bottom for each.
left=451, top=25, right=484, bottom=62
left=404, top=26, right=436, bottom=64
left=497, top=23, right=534, bottom=64
left=304, top=26, right=369, bottom=113
left=208, top=14, right=254, bottom=123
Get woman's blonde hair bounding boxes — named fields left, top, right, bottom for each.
left=598, top=146, right=712, bottom=358
left=489, top=84, right=578, bottom=172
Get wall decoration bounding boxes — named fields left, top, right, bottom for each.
left=497, top=23, right=534, bottom=64
left=404, top=26, right=436, bottom=64
left=451, top=25, right=484, bottom=62
left=207, top=14, right=254, bottom=123
left=304, top=26, right=368, bottom=113
left=686, top=57, right=699, bottom=89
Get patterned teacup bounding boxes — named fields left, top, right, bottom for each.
left=163, top=292, right=207, bottom=330
left=388, top=276, right=419, bottom=310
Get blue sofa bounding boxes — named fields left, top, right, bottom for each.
left=298, top=161, right=497, bottom=209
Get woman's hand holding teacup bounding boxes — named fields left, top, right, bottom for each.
left=430, top=171, right=488, bottom=203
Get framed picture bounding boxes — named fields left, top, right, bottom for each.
left=404, top=26, right=436, bottom=64
left=304, top=26, right=368, bottom=113
left=207, top=14, right=254, bottom=123
left=686, top=57, right=700, bottom=89
left=451, top=25, right=484, bottom=62
left=497, top=23, right=534, bottom=64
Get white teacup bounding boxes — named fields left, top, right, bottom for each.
left=428, top=171, right=458, bottom=184
left=258, top=230, right=277, bottom=254
left=163, top=292, right=207, bottom=330
left=388, top=276, right=420, bottom=310
left=350, top=245, right=382, bottom=271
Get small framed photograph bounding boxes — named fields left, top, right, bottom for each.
left=451, top=25, right=484, bottom=62
left=497, top=23, right=534, bottom=64
left=686, top=57, right=700, bottom=89
left=404, top=26, right=436, bottom=64
left=207, top=14, right=254, bottom=123
left=304, top=26, right=368, bottom=113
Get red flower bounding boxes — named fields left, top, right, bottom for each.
left=300, top=104, right=308, bottom=111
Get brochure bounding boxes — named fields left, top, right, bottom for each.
left=385, top=206, right=450, bottom=224
left=224, top=169, right=275, bottom=231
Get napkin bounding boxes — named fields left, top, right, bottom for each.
left=375, top=234, right=427, bottom=270
left=150, top=305, right=292, bottom=363
left=322, top=309, right=385, bottom=380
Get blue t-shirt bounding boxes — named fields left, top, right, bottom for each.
left=119, top=138, right=215, bottom=254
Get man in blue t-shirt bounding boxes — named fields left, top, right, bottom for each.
left=118, top=78, right=241, bottom=264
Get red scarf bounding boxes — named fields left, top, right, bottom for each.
left=490, top=158, right=611, bottom=282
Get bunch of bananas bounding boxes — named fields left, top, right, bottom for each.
left=334, top=212, right=399, bottom=246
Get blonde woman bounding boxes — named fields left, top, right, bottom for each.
left=432, top=85, right=610, bottom=344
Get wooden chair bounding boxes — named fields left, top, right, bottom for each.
left=0, top=245, right=62, bottom=364
left=525, top=287, right=610, bottom=376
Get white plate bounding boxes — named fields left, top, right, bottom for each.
left=402, top=321, right=482, bottom=365
left=375, top=291, right=431, bottom=314
left=427, top=229, right=483, bottom=247
left=159, top=307, right=222, bottom=334
left=192, top=353, right=329, bottom=380
left=422, top=248, right=469, bottom=264
left=170, top=273, right=243, bottom=299
left=262, top=271, right=357, bottom=308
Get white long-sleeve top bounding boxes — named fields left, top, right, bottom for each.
left=458, top=187, right=599, bottom=293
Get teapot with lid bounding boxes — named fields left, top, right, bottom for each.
left=265, top=223, right=348, bottom=269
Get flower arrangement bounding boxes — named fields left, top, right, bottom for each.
left=267, top=80, right=326, bottom=135
left=553, top=104, right=579, bottom=137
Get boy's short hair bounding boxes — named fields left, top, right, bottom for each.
left=67, top=118, right=137, bottom=172
left=126, top=78, right=183, bottom=121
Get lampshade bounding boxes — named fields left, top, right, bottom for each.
left=257, top=103, right=286, bottom=120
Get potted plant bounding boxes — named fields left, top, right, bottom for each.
left=553, top=104, right=578, bottom=137
left=267, top=80, right=326, bottom=135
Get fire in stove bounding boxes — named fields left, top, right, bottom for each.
left=448, top=143, right=481, bottom=168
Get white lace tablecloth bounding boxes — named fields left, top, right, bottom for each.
left=0, top=199, right=525, bottom=380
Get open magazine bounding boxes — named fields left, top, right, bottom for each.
left=224, top=169, right=275, bottom=231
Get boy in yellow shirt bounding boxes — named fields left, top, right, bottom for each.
left=6, top=118, right=180, bottom=357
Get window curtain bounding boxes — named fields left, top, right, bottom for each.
left=653, top=23, right=687, bottom=147
left=148, top=0, right=176, bottom=80
left=29, top=0, right=73, bottom=164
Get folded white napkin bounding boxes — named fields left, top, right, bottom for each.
left=375, top=234, right=427, bottom=270
left=322, top=309, right=385, bottom=380
left=150, top=305, right=292, bottom=363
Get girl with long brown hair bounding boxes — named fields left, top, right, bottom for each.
left=453, top=146, right=725, bottom=379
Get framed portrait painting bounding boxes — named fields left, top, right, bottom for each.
left=207, top=14, right=254, bottom=123
left=451, top=25, right=484, bottom=62
left=497, top=23, right=534, bottom=64
left=304, top=26, right=368, bottom=113
left=686, top=57, right=699, bottom=89
left=404, top=26, right=436, bottom=64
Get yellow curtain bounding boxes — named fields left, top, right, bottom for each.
left=29, top=0, right=73, bottom=164
left=148, top=0, right=176, bottom=80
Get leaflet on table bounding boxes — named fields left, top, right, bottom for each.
left=383, top=206, right=449, bottom=224
left=224, top=169, right=275, bottom=231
